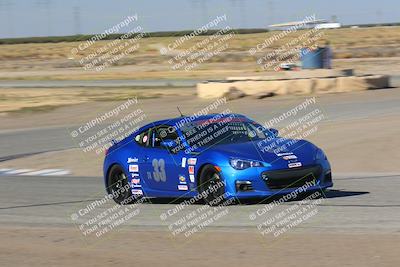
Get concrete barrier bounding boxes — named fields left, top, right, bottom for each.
left=197, top=80, right=288, bottom=98
left=337, top=75, right=390, bottom=92
left=313, top=78, right=338, bottom=94
left=238, top=80, right=288, bottom=95
left=286, top=79, right=315, bottom=95
left=197, top=82, right=232, bottom=98
left=197, top=74, right=390, bottom=99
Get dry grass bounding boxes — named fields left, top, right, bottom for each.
left=0, top=26, right=399, bottom=81
left=0, top=87, right=195, bottom=114
left=0, top=27, right=399, bottom=61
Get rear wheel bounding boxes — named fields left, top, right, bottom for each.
left=199, top=165, right=227, bottom=206
left=107, top=164, right=136, bottom=205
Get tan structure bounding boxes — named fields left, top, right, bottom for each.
left=312, top=78, right=338, bottom=94
left=197, top=74, right=390, bottom=99
left=337, top=75, right=390, bottom=92
left=286, top=79, right=315, bottom=95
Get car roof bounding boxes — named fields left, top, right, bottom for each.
left=149, top=113, right=249, bottom=127
left=125, top=113, right=251, bottom=143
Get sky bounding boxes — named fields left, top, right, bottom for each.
left=0, top=0, right=398, bottom=38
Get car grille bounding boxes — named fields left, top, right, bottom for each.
left=261, top=165, right=322, bottom=190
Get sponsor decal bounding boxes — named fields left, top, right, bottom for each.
left=189, top=174, right=195, bottom=183
left=131, top=183, right=141, bottom=189
left=277, top=152, right=293, bottom=156
left=132, top=173, right=140, bottom=178
left=181, top=157, right=187, bottom=168
left=288, top=162, right=302, bottom=168
left=127, top=157, right=139, bottom=163
left=283, top=155, right=298, bottom=160
left=131, top=178, right=140, bottom=184
left=131, top=189, right=143, bottom=195
left=188, top=165, right=194, bottom=175
left=187, top=158, right=197, bottom=165
left=179, top=175, right=187, bottom=184
left=178, top=185, right=188, bottom=191
left=129, top=164, right=139, bottom=172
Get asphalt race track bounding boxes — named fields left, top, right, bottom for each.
left=1, top=88, right=400, bottom=234
left=0, top=173, right=399, bottom=233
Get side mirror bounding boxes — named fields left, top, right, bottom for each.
left=268, top=128, right=279, bottom=137
left=160, top=139, right=178, bottom=150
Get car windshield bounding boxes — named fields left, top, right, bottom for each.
left=179, top=117, right=273, bottom=148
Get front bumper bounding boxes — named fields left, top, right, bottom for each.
left=222, top=161, right=333, bottom=199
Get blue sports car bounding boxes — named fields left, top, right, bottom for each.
left=103, top=113, right=332, bottom=205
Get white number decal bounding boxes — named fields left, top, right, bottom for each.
left=152, top=158, right=166, bottom=182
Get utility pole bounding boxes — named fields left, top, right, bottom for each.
left=73, top=5, right=81, bottom=35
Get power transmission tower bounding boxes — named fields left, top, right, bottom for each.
left=73, top=6, right=81, bottom=35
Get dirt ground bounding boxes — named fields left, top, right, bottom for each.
left=0, top=87, right=195, bottom=114
left=0, top=226, right=398, bottom=267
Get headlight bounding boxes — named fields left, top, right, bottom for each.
left=229, top=158, right=263, bottom=170
left=315, top=149, right=327, bottom=160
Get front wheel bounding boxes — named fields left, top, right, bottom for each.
left=199, top=165, right=227, bottom=206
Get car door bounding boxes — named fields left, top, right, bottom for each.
left=140, top=125, right=189, bottom=193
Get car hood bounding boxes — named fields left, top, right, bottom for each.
left=194, top=138, right=318, bottom=165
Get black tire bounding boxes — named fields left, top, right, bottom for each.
left=107, top=164, right=136, bottom=205
left=199, top=165, right=227, bottom=206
